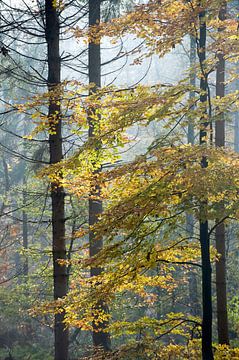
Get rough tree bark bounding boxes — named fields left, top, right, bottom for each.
left=45, top=1, right=68, bottom=359
left=198, top=6, right=214, bottom=360
left=215, top=1, right=229, bottom=346
left=88, top=0, right=111, bottom=352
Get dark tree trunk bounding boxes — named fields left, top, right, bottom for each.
left=88, top=0, right=111, bottom=351
left=198, top=7, right=213, bottom=360
left=215, top=2, right=229, bottom=346
left=45, top=1, right=68, bottom=359
left=200, top=221, right=213, bottom=360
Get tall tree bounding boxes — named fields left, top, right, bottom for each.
left=198, top=5, right=213, bottom=359
left=215, top=1, right=229, bottom=346
left=22, top=164, right=28, bottom=276
left=88, top=0, right=111, bottom=352
left=187, top=34, right=200, bottom=317
left=45, top=1, right=68, bottom=359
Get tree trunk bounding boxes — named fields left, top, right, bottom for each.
left=187, top=35, right=200, bottom=317
left=198, top=7, right=214, bottom=360
left=215, top=1, right=229, bottom=346
left=188, top=35, right=196, bottom=145
left=45, top=1, right=68, bottom=359
left=88, top=0, right=111, bottom=351
left=235, top=110, right=239, bottom=152
left=22, top=124, right=28, bottom=277
left=22, top=188, right=28, bottom=276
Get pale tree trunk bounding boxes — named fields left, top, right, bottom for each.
left=45, top=1, right=68, bottom=359
left=198, top=6, right=213, bottom=359
left=235, top=112, right=239, bottom=152
left=187, top=35, right=200, bottom=317
left=215, top=1, right=229, bottom=346
left=22, top=124, right=28, bottom=277
left=88, top=0, right=111, bottom=351
left=22, top=184, right=28, bottom=276
left=188, top=35, right=196, bottom=145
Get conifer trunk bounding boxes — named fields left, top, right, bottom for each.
left=88, top=0, right=111, bottom=351
left=198, top=7, right=214, bottom=360
left=45, top=1, right=68, bottom=359
left=215, top=2, right=229, bottom=346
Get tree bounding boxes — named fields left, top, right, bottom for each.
left=187, top=34, right=200, bottom=318
left=52, top=1, right=239, bottom=358
left=197, top=3, right=214, bottom=358
left=2, top=1, right=239, bottom=359
left=215, top=0, right=229, bottom=346
left=45, top=0, right=68, bottom=359
left=88, top=0, right=111, bottom=352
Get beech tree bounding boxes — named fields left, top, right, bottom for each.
left=1, top=1, right=239, bottom=359
left=37, top=2, right=239, bottom=359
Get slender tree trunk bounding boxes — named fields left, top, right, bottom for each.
left=22, top=124, right=28, bottom=277
left=187, top=213, right=200, bottom=316
left=235, top=110, right=239, bottom=152
left=188, top=35, right=196, bottom=145
left=45, top=1, right=68, bottom=359
left=198, top=7, right=214, bottom=360
left=22, top=188, right=28, bottom=276
left=215, top=2, right=229, bottom=346
left=88, top=0, right=111, bottom=351
left=187, top=35, right=200, bottom=317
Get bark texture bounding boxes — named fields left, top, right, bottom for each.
left=45, top=1, right=68, bottom=359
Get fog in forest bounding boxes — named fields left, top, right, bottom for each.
left=0, top=1, right=238, bottom=360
